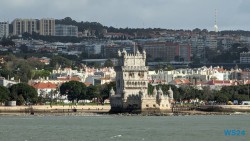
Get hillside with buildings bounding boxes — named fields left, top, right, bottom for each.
left=0, top=17, right=250, bottom=106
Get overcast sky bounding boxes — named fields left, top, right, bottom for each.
left=0, top=0, right=250, bottom=31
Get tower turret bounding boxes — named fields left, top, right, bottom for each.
left=152, top=86, right=157, bottom=97
left=109, top=87, right=115, bottom=98
left=168, top=86, right=174, bottom=100
left=157, top=87, right=164, bottom=104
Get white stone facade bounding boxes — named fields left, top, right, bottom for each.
left=110, top=49, right=174, bottom=113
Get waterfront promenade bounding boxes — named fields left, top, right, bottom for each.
left=0, top=105, right=111, bottom=115
left=1, top=104, right=250, bottom=115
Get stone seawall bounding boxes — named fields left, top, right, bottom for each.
left=198, top=105, right=250, bottom=112
left=0, top=105, right=111, bottom=114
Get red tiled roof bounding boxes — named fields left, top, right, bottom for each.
left=32, top=82, right=57, bottom=89
left=57, top=76, right=81, bottom=81
left=70, top=76, right=81, bottom=81
left=84, top=82, right=92, bottom=86
left=173, top=79, right=190, bottom=85
left=207, top=80, right=231, bottom=85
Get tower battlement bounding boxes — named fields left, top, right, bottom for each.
left=110, top=49, right=174, bottom=113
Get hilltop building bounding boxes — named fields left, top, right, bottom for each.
left=240, top=52, right=250, bottom=63
left=109, top=49, right=174, bottom=113
left=55, top=24, right=78, bottom=37
left=0, top=22, right=9, bottom=38
left=39, top=18, right=55, bottom=36
left=12, top=19, right=38, bottom=36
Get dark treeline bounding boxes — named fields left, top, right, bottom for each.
left=148, top=83, right=250, bottom=104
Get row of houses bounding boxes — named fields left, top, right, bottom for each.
left=148, top=66, right=250, bottom=90
left=1, top=65, right=250, bottom=103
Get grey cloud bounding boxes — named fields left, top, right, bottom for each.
left=0, top=0, right=250, bottom=30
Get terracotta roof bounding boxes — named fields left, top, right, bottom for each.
left=207, top=80, right=231, bottom=85
left=173, top=79, right=190, bottom=85
left=84, top=82, right=92, bottom=86
left=245, top=80, right=250, bottom=84
left=57, top=76, right=81, bottom=81
left=32, top=82, right=57, bottom=89
left=57, top=77, right=68, bottom=81
left=70, top=76, right=81, bottom=81
left=100, top=77, right=110, bottom=80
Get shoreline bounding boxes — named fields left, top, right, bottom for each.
left=1, top=105, right=250, bottom=116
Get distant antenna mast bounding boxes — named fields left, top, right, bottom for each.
left=214, top=9, right=219, bottom=32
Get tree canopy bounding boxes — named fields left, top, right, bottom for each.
left=104, top=59, right=114, bottom=67
left=50, top=56, right=72, bottom=69
left=99, top=81, right=116, bottom=103
left=9, top=83, right=38, bottom=105
left=0, top=85, right=10, bottom=104
left=59, top=81, right=87, bottom=102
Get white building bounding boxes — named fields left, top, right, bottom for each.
left=191, top=36, right=205, bottom=58
left=55, top=24, right=78, bottom=37
left=240, top=52, right=250, bottom=63
left=0, top=22, right=9, bottom=38
left=0, top=77, right=19, bottom=88
left=110, top=49, right=174, bottom=113
left=39, top=18, right=55, bottom=36
left=12, top=19, right=38, bottom=36
left=205, top=35, right=217, bottom=50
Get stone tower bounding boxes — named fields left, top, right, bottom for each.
left=110, top=49, right=174, bottom=113
left=116, top=49, right=148, bottom=100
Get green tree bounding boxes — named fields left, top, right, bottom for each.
left=19, top=44, right=29, bottom=53
left=214, top=93, right=229, bottom=103
left=0, top=85, right=10, bottom=104
left=50, top=56, right=72, bottom=69
left=0, top=37, right=15, bottom=47
left=86, top=85, right=99, bottom=100
left=17, top=95, right=25, bottom=105
left=59, top=81, right=87, bottom=102
left=0, top=69, right=14, bottom=79
left=104, top=59, right=114, bottom=67
left=9, top=83, right=38, bottom=105
left=31, top=70, right=51, bottom=79
left=99, top=82, right=116, bottom=103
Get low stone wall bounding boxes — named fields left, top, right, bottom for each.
left=0, top=105, right=111, bottom=114
left=198, top=105, right=250, bottom=112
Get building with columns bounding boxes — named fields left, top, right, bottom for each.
left=39, top=18, right=55, bottom=36
left=109, top=49, right=174, bottom=113
left=12, top=19, right=38, bottom=36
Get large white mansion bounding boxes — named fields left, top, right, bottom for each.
left=109, top=49, right=174, bottom=113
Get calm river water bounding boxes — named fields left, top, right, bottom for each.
left=0, top=114, right=249, bottom=141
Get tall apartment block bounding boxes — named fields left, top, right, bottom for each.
left=0, top=22, right=9, bottom=38
left=55, top=24, right=78, bottom=37
left=39, top=18, right=55, bottom=36
left=142, top=42, right=178, bottom=62
left=12, top=19, right=38, bottom=36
